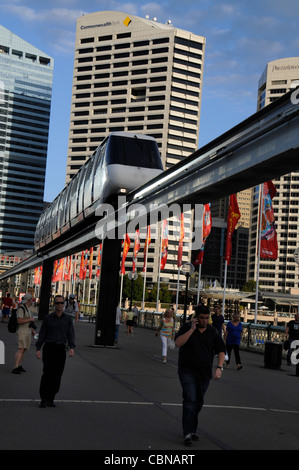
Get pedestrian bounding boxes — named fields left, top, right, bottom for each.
left=211, top=305, right=225, bottom=337
left=64, top=293, right=79, bottom=322
left=36, top=294, right=75, bottom=408
left=1, top=292, right=13, bottom=323
left=175, top=304, right=225, bottom=445
left=224, top=313, right=243, bottom=370
left=115, top=305, right=121, bottom=344
left=155, top=308, right=175, bottom=363
left=132, top=304, right=139, bottom=327
left=12, top=293, right=36, bottom=374
left=285, top=313, right=299, bottom=366
left=125, top=310, right=134, bottom=336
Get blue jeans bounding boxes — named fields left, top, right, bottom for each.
left=179, top=370, right=210, bottom=436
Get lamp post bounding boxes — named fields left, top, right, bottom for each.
left=128, top=271, right=138, bottom=310
left=181, top=263, right=195, bottom=323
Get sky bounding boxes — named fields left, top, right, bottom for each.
left=1, top=0, right=299, bottom=202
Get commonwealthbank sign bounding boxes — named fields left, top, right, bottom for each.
left=80, top=16, right=132, bottom=30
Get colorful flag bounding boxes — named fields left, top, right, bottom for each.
left=132, top=229, right=140, bottom=271
left=96, top=244, right=102, bottom=278
left=64, top=256, right=72, bottom=281
left=177, top=213, right=185, bottom=268
left=121, top=234, right=131, bottom=274
left=160, top=219, right=168, bottom=271
left=143, top=226, right=151, bottom=272
left=88, top=247, right=94, bottom=279
left=193, top=203, right=212, bottom=265
left=260, top=181, right=278, bottom=260
left=225, top=194, right=241, bottom=265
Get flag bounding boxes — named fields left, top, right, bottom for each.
left=64, top=256, right=72, bottom=281
left=52, top=258, right=64, bottom=282
left=260, top=181, right=278, bottom=260
left=132, top=229, right=140, bottom=271
left=225, top=194, right=241, bottom=265
left=88, top=247, right=94, bottom=279
left=79, top=250, right=88, bottom=279
left=160, top=219, right=168, bottom=270
left=193, top=203, right=212, bottom=265
left=143, top=226, right=151, bottom=272
left=121, top=234, right=131, bottom=274
left=177, top=213, right=185, bottom=268
left=96, top=244, right=102, bottom=278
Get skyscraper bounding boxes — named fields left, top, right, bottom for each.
left=248, top=57, right=299, bottom=292
left=66, top=11, right=206, bottom=285
left=0, top=25, right=53, bottom=252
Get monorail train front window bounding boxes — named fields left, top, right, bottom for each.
left=107, top=135, right=163, bottom=169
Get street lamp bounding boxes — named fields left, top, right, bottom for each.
left=181, top=263, right=195, bottom=323
left=128, top=271, right=138, bottom=310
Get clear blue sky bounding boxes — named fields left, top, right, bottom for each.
left=1, top=0, right=298, bottom=202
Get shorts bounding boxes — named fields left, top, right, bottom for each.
left=2, top=307, right=10, bottom=318
left=17, top=332, right=32, bottom=350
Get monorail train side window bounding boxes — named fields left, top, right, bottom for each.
left=94, top=141, right=107, bottom=174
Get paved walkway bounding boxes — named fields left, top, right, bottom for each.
left=1, top=319, right=299, bottom=452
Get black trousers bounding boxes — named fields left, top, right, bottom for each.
left=39, top=343, right=66, bottom=402
left=226, top=344, right=241, bottom=365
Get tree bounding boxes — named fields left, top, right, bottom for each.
left=242, top=280, right=257, bottom=292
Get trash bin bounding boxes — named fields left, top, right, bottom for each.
left=264, top=341, right=282, bottom=369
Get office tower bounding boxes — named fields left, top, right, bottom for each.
left=0, top=25, right=53, bottom=251
left=66, top=11, right=206, bottom=286
left=248, top=57, right=299, bottom=292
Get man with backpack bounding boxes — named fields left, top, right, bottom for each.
left=64, top=293, right=79, bottom=322
left=12, top=293, right=36, bottom=374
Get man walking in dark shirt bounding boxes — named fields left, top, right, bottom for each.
left=36, top=295, right=75, bottom=408
left=175, top=304, right=225, bottom=445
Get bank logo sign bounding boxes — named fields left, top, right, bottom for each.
left=123, top=16, right=132, bottom=27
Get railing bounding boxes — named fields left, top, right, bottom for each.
left=79, top=307, right=287, bottom=354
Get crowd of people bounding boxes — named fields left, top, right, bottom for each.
left=1, top=291, right=298, bottom=446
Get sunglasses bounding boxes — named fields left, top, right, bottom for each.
left=55, top=301, right=64, bottom=305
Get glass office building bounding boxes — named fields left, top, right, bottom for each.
left=0, top=25, right=53, bottom=251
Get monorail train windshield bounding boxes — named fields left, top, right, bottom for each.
left=106, top=134, right=163, bottom=169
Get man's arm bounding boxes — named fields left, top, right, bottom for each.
left=175, top=318, right=197, bottom=348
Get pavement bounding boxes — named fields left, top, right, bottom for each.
left=1, top=317, right=299, bottom=456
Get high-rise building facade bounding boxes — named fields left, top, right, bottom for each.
left=0, top=25, right=53, bottom=251
left=248, top=57, right=299, bottom=292
left=66, top=11, right=206, bottom=285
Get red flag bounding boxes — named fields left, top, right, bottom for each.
left=132, top=230, right=140, bottom=271
left=121, top=234, right=131, bottom=274
left=143, top=226, right=151, bottom=272
left=177, top=213, right=185, bottom=268
left=225, top=194, right=241, bottom=265
left=193, top=203, right=212, bottom=265
left=96, top=244, right=102, bottom=278
left=260, top=181, right=278, bottom=260
left=160, top=219, right=168, bottom=270
left=89, top=247, right=94, bottom=279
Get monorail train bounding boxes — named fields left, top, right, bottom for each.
left=34, top=132, right=164, bottom=251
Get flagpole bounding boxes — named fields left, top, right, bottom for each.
left=156, top=222, right=163, bottom=313
left=196, top=264, right=202, bottom=304
left=222, top=260, right=228, bottom=316
left=255, top=184, right=264, bottom=323
left=176, top=267, right=181, bottom=314
left=119, top=273, right=123, bottom=308
left=142, top=232, right=149, bottom=311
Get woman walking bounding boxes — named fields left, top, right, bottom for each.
left=155, top=308, right=175, bottom=363
left=224, top=313, right=243, bottom=370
